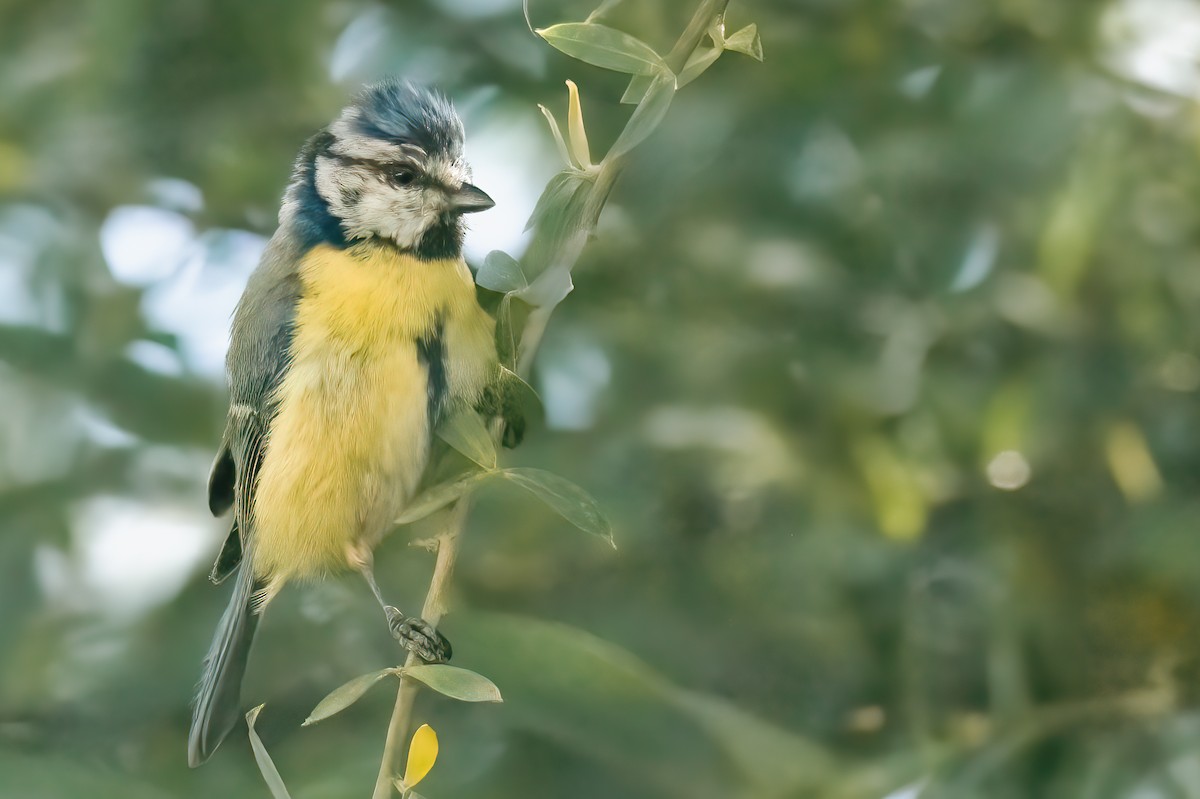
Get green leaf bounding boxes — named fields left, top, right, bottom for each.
left=585, top=0, right=627, bottom=23
left=620, top=74, right=653, bottom=105
left=723, top=23, right=763, bottom=61
left=537, top=104, right=574, bottom=169
left=522, top=265, right=575, bottom=309
left=395, top=470, right=497, bottom=526
left=498, top=365, right=544, bottom=425
left=495, top=293, right=518, bottom=369
left=609, top=71, right=677, bottom=160
left=246, top=705, right=294, bottom=799
left=525, top=171, right=586, bottom=233
left=437, top=406, right=497, bottom=470
left=403, top=664, right=504, bottom=703
left=302, top=668, right=397, bottom=726
left=678, top=47, right=722, bottom=89
left=477, top=250, right=528, bottom=294
left=501, top=467, right=613, bottom=546
left=536, top=22, right=670, bottom=76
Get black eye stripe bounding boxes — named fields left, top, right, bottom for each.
left=332, top=153, right=424, bottom=174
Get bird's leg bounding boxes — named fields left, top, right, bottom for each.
left=349, top=545, right=452, bottom=664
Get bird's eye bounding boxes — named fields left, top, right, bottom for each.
left=393, top=169, right=415, bottom=186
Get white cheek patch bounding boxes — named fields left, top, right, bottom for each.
left=352, top=180, right=440, bottom=249
left=313, top=145, right=464, bottom=250
left=314, top=156, right=368, bottom=229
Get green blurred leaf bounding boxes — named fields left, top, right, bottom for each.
left=723, top=23, right=763, bottom=61
left=455, top=613, right=837, bottom=797
left=302, top=668, right=398, bottom=726
left=609, top=71, right=677, bottom=160
left=477, top=250, right=528, bottom=294
left=246, top=705, right=293, bottom=799
left=670, top=689, right=833, bottom=796
left=536, top=23, right=670, bottom=75
left=403, top=664, right=504, bottom=703
left=396, top=471, right=496, bottom=526
left=501, top=467, right=613, bottom=546
left=437, top=406, right=497, bottom=470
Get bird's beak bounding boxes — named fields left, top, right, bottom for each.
left=449, top=183, right=495, bottom=214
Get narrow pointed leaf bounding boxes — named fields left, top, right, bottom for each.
left=499, top=365, right=544, bottom=425
left=621, top=74, right=653, bottom=105
left=678, top=47, right=723, bottom=88
left=437, top=406, right=497, bottom=470
left=537, top=104, right=574, bottom=169
left=586, top=0, right=626, bottom=23
left=403, top=724, right=439, bottom=788
left=246, top=705, right=293, bottom=799
left=403, top=664, right=504, bottom=703
left=536, top=23, right=670, bottom=76
left=302, top=668, right=397, bottom=726
left=565, top=80, right=592, bottom=169
left=477, top=250, right=529, bottom=294
left=396, top=471, right=497, bottom=526
left=609, top=71, right=677, bottom=159
left=724, top=24, right=763, bottom=61
left=496, top=293, right=518, bottom=368
left=502, top=467, right=613, bottom=545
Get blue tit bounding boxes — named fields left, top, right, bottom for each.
left=188, top=80, right=499, bottom=767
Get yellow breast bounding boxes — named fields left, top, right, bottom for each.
left=250, top=241, right=493, bottom=587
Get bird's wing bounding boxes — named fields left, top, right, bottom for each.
left=206, top=237, right=304, bottom=582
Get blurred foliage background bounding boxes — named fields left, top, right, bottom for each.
left=3, top=0, right=1200, bottom=796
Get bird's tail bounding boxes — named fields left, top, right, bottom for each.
left=188, top=561, right=263, bottom=767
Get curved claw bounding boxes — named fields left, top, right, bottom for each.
left=385, top=606, right=452, bottom=663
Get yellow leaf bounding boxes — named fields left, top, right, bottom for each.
left=403, top=724, right=439, bottom=788
left=565, top=80, right=591, bottom=170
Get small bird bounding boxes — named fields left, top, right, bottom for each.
left=188, top=81, right=504, bottom=767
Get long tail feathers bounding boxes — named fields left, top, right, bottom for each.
left=188, top=563, right=263, bottom=767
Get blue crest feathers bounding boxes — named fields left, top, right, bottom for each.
left=351, top=80, right=463, bottom=159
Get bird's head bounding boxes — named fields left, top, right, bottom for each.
left=284, top=80, right=493, bottom=258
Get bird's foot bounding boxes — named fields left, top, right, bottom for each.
left=384, top=606, right=452, bottom=663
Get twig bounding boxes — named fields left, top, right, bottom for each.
left=371, top=501, right=468, bottom=799
left=370, top=1, right=730, bottom=794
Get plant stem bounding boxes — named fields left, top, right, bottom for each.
left=370, top=0, right=730, bottom=794
left=371, top=501, right=467, bottom=799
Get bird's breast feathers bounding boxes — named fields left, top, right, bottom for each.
left=250, top=242, right=495, bottom=584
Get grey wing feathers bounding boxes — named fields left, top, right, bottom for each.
left=203, top=236, right=303, bottom=578
left=190, top=233, right=302, bottom=766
